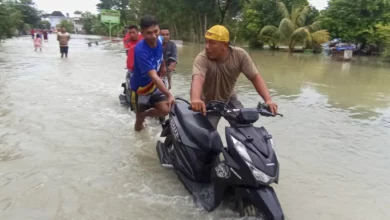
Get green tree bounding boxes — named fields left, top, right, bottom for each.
left=74, top=10, right=82, bottom=14
left=0, top=3, right=23, bottom=40
left=23, top=23, right=31, bottom=33
left=239, top=0, right=318, bottom=48
left=59, top=20, right=75, bottom=33
left=281, top=0, right=309, bottom=11
left=12, top=0, right=41, bottom=28
left=37, top=20, right=51, bottom=29
left=82, top=12, right=98, bottom=34
left=260, top=2, right=330, bottom=51
left=321, top=0, right=390, bottom=44
left=305, top=5, right=319, bottom=25
left=239, top=0, right=280, bottom=47
left=366, top=24, right=390, bottom=58
left=118, top=0, right=245, bottom=41
left=97, top=0, right=132, bottom=27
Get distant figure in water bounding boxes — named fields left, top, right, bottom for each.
left=43, top=29, right=48, bottom=41
left=57, top=26, right=70, bottom=58
left=30, top=29, right=35, bottom=39
left=34, top=34, right=42, bottom=51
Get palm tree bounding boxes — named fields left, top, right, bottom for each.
left=260, top=2, right=330, bottom=52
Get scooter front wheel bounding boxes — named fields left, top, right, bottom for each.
left=235, top=187, right=284, bottom=220
left=238, top=199, right=268, bottom=220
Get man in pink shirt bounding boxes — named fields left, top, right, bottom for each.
left=120, top=25, right=143, bottom=108
left=125, top=25, right=143, bottom=70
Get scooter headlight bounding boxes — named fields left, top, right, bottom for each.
left=232, top=137, right=274, bottom=184
left=246, top=162, right=273, bottom=184
left=232, top=137, right=252, bottom=162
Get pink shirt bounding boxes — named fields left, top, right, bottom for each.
left=34, top=38, right=42, bottom=47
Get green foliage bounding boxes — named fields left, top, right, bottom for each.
left=11, top=0, right=41, bottom=28
left=23, top=23, right=31, bottom=33
left=321, top=0, right=390, bottom=43
left=259, top=2, right=330, bottom=51
left=0, top=3, right=23, bottom=40
left=0, top=0, right=41, bottom=40
left=239, top=0, right=319, bottom=48
left=96, top=0, right=134, bottom=26
left=59, top=20, right=75, bottom=33
left=305, top=5, right=319, bottom=25
left=96, top=0, right=246, bottom=41
left=37, top=20, right=51, bottom=29
left=74, top=10, right=83, bottom=14
left=82, top=12, right=98, bottom=34
left=239, top=0, right=279, bottom=47
left=366, top=24, right=390, bottom=58
left=281, top=0, right=309, bottom=11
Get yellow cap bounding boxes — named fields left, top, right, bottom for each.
left=205, top=25, right=230, bottom=43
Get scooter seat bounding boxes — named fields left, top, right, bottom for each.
left=174, top=102, right=223, bottom=154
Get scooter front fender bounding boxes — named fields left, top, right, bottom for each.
left=236, top=186, right=284, bottom=220
left=160, top=119, right=170, bottom=137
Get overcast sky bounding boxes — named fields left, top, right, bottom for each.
left=34, top=0, right=328, bottom=14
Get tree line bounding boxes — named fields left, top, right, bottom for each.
left=0, top=0, right=43, bottom=40
left=2, top=0, right=390, bottom=58
left=90, top=0, right=390, bottom=56
left=0, top=0, right=78, bottom=40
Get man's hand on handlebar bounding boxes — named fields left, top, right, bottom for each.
left=167, top=94, right=175, bottom=110
left=190, top=100, right=207, bottom=115
left=265, top=100, right=278, bottom=115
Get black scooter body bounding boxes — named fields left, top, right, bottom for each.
left=119, top=71, right=132, bottom=107
left=156, top=101, right=284, bottom=219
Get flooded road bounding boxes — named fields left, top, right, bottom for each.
left=1, top=35, right=390, bottom=220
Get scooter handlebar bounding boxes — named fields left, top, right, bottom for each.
left=257, top=103, right=283, bottom=117
left=187, top=106, right=220, bottom=113
left=187, top=102, right=283, bottom=117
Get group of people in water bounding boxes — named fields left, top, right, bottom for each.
left=122, top=15, right=279, bottom=132
left=31, top=29, right=49, bottom=52
left=30, top=26, right=70, bottom=58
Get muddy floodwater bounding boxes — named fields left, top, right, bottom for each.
left=1, top=35, right=390, bottom=220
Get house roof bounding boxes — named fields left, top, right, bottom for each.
left=51, top=11, right=65, bottom=17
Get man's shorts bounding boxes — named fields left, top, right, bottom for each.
left=60, top=46, right=69, bottom=54
left=130, top=89, right=167, bottom=113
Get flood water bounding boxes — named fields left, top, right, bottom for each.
left=1, top=35, right=390, bottom=220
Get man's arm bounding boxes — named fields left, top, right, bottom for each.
left=168, top=43, right=178, bottom=71
left=159, top=61, right=167, bottom=77
left=190, top=75, right=204, bottom=101
left=136, top=49, right=171, bottom=96
left=190, top=54, right=207, bottom=114
left=148, top=69, right=171, bottom=97
left=249, top=74, right=272, bottom=102
left=241, top=49, right=277, bottom=113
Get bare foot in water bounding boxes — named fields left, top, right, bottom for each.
left=134, top=122, right=148, bottom=131
left=134, top=113, right=148, bottom=131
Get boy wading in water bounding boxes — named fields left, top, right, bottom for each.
left=57, top=26, right=70, bottom=58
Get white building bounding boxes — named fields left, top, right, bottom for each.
left=43, top=11, right=66, bottom=30
left=43, top=11, right=84, bottom=33
left=70, top=14, right=84, bottom=34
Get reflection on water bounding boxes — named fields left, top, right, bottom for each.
left=0, top=36, right=389, bottom=220
left=238, top=49, right=390, bottom=121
